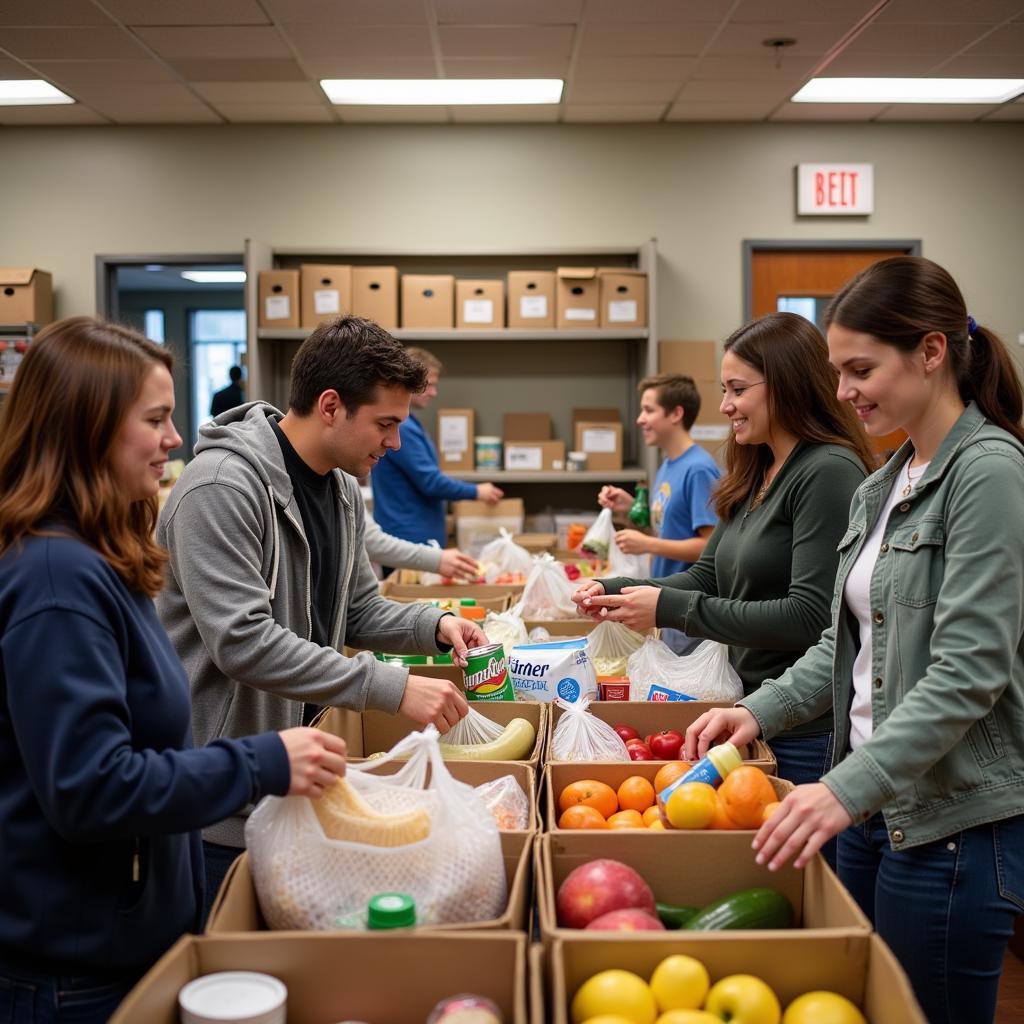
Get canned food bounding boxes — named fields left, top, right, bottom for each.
left=474, top=436, right=502, bottom=470
left=462, top=642, right=515, bottom=701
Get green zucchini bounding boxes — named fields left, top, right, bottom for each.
left=683, top=887, right=794, bottom=931
left=655, top=902, right=700, bottom=929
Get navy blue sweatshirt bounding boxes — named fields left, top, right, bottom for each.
left=0, top=534, right=290, bottom=976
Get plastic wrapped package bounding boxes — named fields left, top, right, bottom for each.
left=579, top=507, right=614, bottom=559
left=512, top=553, right=578, bottom=620
left=474, top=775, right=530, bottom=831
left=587, top=620, right=647, bottom=677
left=444, top=706, right=505, bottom=746
left=482, top=609, right=530, bottom=658
left=550, top=696, right=631, bottom=761
left=627, top=636, right=743, bottom=703
left=477, top=527, right=533, bottom=584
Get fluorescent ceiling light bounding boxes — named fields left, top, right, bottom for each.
left=792, top=77, right=1024, bottom=104
left=0, top=79, right=74, bottom=105
left=320, top=78, right=563, bottom=105
left=180, top=270, right=247, bottom=284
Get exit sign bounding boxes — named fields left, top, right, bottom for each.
left=797, top=163, right=874, bottom=215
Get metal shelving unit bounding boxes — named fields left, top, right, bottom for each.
left=0, top=323, right=43, bottom=401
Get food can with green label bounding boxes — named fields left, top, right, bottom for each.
left=462, top=642, right=515, bottom=701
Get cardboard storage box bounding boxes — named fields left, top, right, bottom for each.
left=437, top=407, right=474, bottom=471
left=505, top=439, right=566, bottom=472
left=454, top=497, right=526, bottom=556
left=575, top=420, right=623, bottom=472
left=111, top=932, right=528, bottom=1024
left=523, top=618, right=597, bottom=638
left=299, top=264, right=351, bottom=328
left=659, top=339, right=732, bottom=460
left=598, top=268, right=648, bottom=327
left=556, top=267, right=599, bottom=327
left=379, top=580, right=525, bottom=601
left=382, top=592, right=512, bottom=612
left=546, top=933, right=924, bottom=1024
left=457, top=278, right=505, bottom=328
left=536, top=830, right=870, bottom=942
left=514, top=532, right=558, bottom=554
left=504, top=411, right=551, bottom=441
left=352, top=265, right=398, bottom=328
left=0, top=267, right=53, bottom=324
left=257, top=269, right=299, bottom=328
left=508, top=270, right=555, bottom=328
left=401, top=274, right=454, bottom=329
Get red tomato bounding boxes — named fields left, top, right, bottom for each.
left=613, top=724, right=640, bottom=743
left=626, top=739, right=655, bottom=761
left=648, top=730, right=684, bottom=760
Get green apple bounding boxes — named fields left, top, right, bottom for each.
left=704, top=975, right=780, bottom=1024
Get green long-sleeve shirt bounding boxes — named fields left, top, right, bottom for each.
left=602, top=442, right=867, bottom=738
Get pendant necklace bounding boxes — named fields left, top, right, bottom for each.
left=901, top=460, right=927, bottom=498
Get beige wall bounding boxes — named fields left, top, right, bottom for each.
left=1, top=122, right=1022, bottom=350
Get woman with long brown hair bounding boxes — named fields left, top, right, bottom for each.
left=0, top=317, right=346, bottom=1023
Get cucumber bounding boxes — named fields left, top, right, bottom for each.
left=683, top=887, right=794, bottom=931
left=655, top=902, right=700, bottom=929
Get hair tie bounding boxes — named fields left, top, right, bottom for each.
left=967, top=314, right=977, bottom=336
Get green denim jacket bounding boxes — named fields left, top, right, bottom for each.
left=741, top=403, right=1024, bottom=849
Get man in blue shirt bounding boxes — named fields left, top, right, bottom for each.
left=372, top=347, right=503, bottom=552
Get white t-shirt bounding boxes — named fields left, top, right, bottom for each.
left=844, top=458, right=930, bottom=750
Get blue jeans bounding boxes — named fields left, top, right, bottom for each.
left=839, top=812, right=1024, bottom=1024
left=0, top=967, right=135, bottom=1024
left=201, top=840, right=243, bottom=930
left=767, top=733, right=837, bottom=869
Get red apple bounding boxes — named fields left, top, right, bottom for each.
left=556, top=858, right=656, bottom=929
left=585, top=908, right=666, bottom=932
left=613, top=724, right=640, bottom=743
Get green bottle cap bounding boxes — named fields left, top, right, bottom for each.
left=459, top=598, right=477, bottom=606
left=367, top=892, right=416, bottom=929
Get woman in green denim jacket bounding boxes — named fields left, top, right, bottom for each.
left=687, top=257, right=1024, bottom=1024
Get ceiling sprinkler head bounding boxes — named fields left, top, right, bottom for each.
left=762, top=37, right=797, bottom=69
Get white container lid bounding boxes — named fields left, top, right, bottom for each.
left=179, top=972, right=286, bottom=1024
left=474, top=436, right=502, bottom=444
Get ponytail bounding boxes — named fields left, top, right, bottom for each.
left=963, top=324, right=1024, bottom=446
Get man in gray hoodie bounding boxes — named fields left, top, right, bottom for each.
left=157, top=316, right=482, bottom=909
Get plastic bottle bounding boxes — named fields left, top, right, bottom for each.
left=366, top=892, right=416, bottom=930
left=628, top=484, right=651, bottom=528
left=656, top=743, right=742, bottom=825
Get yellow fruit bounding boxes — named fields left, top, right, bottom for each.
left=656, top=1012, right=721, bottom=1024
left=704, top=975, right=780, bottom=1024
left=648, top=819, right=666, bottom=831
left=664, top=782, right=717, bottom=830
left=582, top=1018, right=640, bottom=1024
left=649, top=955, right=710, bottom=1012
left=572, top=970, right=659, bottom=1024
left=642, top=806, right=662, bottom=826
left=782, top=991, right=866, bottom=1024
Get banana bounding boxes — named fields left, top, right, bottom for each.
left=438, top=717, right=536, bottom=761
left=313, top=778, right=431, bottom=846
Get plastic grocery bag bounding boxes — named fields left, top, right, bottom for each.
left=482, top=609, right=530, bottom=658
left=512, top=553, right=578, bottom=620
left=580, top=507, right=615, bottom=559
left=550, top=696, right=631, bottom=761
left=478, top=527, right=533, bottom=583
left=444, top=705, right=504, bottom=746
left=588, top=620, right=647, bottom=677
left=474, top=776, right=530, bottom=830
left=245, top=727, right=507, bottom=930
left=627, top=636, right=743, bottom=703
left=608, top=538, right=651, bottom=578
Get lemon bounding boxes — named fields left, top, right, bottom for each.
left=572, top=969, right=659, bottom=1024
left=649, top=955, right=710, bottom=1012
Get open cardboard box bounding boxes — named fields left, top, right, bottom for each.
left=384, top=592, right=512, bottom=612
left=536, top=830, right=870, bottom=943
left=544, top=761, right=791, bottom=832
left=380, top=580, right=525, bottom=600
left=546, top=701, right=777, bottom=772
left=523, top=617, right=598, bottom=637
left=547, top=933, right=925, bottom=1024
left=110, top=931, right=528, bottom=1024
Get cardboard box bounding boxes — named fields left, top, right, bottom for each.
left=257, top=269, right=299, bottom=328
left=546, top=701, right=777, bottom=772
left=0, top=268, right=53, bottom=324
left=380, top=581, right=525, bottom=601
left=508, top=270, right=555, bottom=328
left=457, top=279, right=505, bottom=328
left=547, top=933, right=925, bottom=1024
left=575, top=420, right=623, bottom=472
left=598, top=267, right=647, bottom=328
left=504, top=411, right=551, bottom=441
left=659, top=339, right=731, bottom=460
left=437, top=406, right=474, bottom=471
left=110, top=932, right=528, bottom=1024
left=504, top=439, right=566, bottom=472
left=383, top=593, right=512, bottom=612
left=556, top=267, right=599, bottom=328
left=299, top=264, right=351, bottom=328
left=536, top=830, right=870, bottom=942
left=401, top=274, right=454, bottom=329
left=453, top=497, right=526, bottom=556
left=523, top=618, right=597, bottom=638
left=514, top=532, right=558, bottom=554
left=352, top=265, right=399, bottom=328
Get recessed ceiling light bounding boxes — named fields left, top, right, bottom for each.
left=320, top=79, right=564, bottom=105
left=0, top=79, right=74, bottom=105
left=144, top=264, right=164, bottom=272
left=792, top=77, right=1024, bottom=104
left=180, top=270, right=247, bottom=284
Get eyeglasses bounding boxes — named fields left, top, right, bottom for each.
left=720, top=380, right=766, bottom=401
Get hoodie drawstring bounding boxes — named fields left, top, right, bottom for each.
left=268, top=483, right=281, bottom=601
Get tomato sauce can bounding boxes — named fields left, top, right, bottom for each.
left=462, top=642, right=515, bottom=701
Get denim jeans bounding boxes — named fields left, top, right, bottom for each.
left=0, top=967, right=135, bottom=1024
left=767, top=733, right=837, bottom=869
left=201, top=840, right=244, bottom=929
left=659, top=627, right=703, bottom=656
left=839, top=812, right=1024, bottom=1024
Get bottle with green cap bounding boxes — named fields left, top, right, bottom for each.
left=656, top=743, right=742, bottom=825
left=366, top=892, right=416, bottom=930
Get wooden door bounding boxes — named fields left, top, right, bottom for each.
left=751, top=246, right=915, bottom=456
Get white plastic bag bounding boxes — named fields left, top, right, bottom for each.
left=245, top=727, right=507, bottom=930
left=608, top=538, right=651, bottom=578
left=478, top=528, right=533, bottom=583
left=627, top=636, right=743, bottom=703
left=482, top=609, right=530, bottom=658
left=512, top=553, right=578, bottom=620
left=580, top=507, right=615, bottom=559
left=444, top=705, right=505, bottom=746
left=474, top=776, right=530, bottom=830
left=587, top=620, right=647, bottom=677
left=550, top=696, right=631, bottom=761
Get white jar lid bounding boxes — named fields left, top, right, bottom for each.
left=568, top=451, right=587, bottom=459
left=179, top=972, right=286, bottom=1024
left=474, top=436, right=502, bottom=443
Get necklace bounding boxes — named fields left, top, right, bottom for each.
left=900, top=460, right=928, bottom=498
left=744, top=473, right=774, bottom=518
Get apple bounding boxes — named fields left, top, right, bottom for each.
left=704, top=975, right=781, bottom=1024
left=584, top=908, right=665, bottom=932
left=614, top=723, right=641, bottom=743
left=556, top=858, right=656, bottom=929
left=782, top=992, right=866, bottom=1024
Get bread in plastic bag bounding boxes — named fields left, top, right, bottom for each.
left=245, top=727, right=507, bottom=930
left=478, top=527, right=533, bottom=583
left=580, top=507, right=615, bottom=559
left=627, top=635, right=743, bottom=703
left=482, top=609, right=530, bottom=658
left=474, top=775, right=530, bottom=830
left=588, top=620, right=647, bottom=677
left=550, top=696, right=631, bottom=761
left=511, top=552, right=578, bottom=620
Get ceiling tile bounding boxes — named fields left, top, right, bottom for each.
left=574, top=55, right=697, bottom=81
left=98, top=103, right=222, bottom=123
left=586, top=0, right=726, bottom=21
left=872, top=0, right=1024, bottom=22
left=441, top=57, right=569, bottom=77
left=566, top=79, right=681, bottom=103
left=0, top=1, right=113, bottom=26
left=334, top=104, right=448, bottom=122
left=562, top=103, right=666, bottom=121
left=665, top=99, right=779, bottom=120
left=938, top=53, right=1024, bottom=76
left=770, top=101, right=889, bottom=120
left=283, top=24, right=434, bottom=59
left=437, top=26, right=576, bottom=58
left=171, top=58, right=307, bottom=81
left=580, top=22, right=719, bottom=56
left=303, top=57, right=439, bottom=78
left=450, top=104, right=560, bottom=121
left=966, top=22, right=1024, bottom=54
left=822, top=52, right=949, bottom=75
left=435, top=0, right=583, bottom=24
left=733, top=0, right=879, bottom=21
left=32, top=60, right=177, bottom=85
left=215, top=103, right=332, bottom=122
left=693, top=53, right=819, bottom=79
left=101, top=1, right=269, bottom=25
left=0, top=58, right=35, bottom=77
left=0, top=26, right=147, bottom=60
left=133, top=26, right=291, bottom=60
left=982, top=100, right=1024, bottom=120
left=678, top=79, right=797, bottom=103
left=192, top=81, right=322, bottom=103
left=844, top=22, right=994, bottom=54
left=0, top=103, right=108, bottom=124
left=67, top=82, right=199, bottom=106
left=266, top=0, right=427, bottom=23
left=708, top=22, right=858, bottom=56
left=875, top=103, right=999, bottom=120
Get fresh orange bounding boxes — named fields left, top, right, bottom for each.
left=607, top=809, right=645, bottom=829
left=648, top=818, right=666, bottom=830
left=642, top=805, right=662, bottom=826
left=617, top=775, right=656, bottom=813
left=654, top=760, right=692, bottom=796
left=559, top=804, right=609, bottom=829
left=761, top=801, right=782, bottom=825
left=664, top=782, right=717, bottom=830
left=558, top=779, right=619, bottom=819
left=707, top=793, right=742, bottom=831
left=718, top=766, right=778, bottom=828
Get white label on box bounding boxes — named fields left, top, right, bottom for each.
left=519, top=295, right=548, bottom=319
left=608, top=299, right=638, bottom=323
left=462, top=299, right=493, bottom=324
left=439, top=415, right=469, bottom=454
left=264, top=295, right=290, bottom=320
left=564, top=307, right=597, bottom=322
left=691, top=424, right=731, bottom=441
left=313, top=289, right=340, bottom=314
left=505, top=445, right=543, bottom=471
left=582, top=427, right=617, bottom=454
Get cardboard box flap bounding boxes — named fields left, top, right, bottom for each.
left=596, top=267, right=646, bottom=277
left=556, top=267, right=597, bottom=281
left=0, top=268, right=39, bottom=286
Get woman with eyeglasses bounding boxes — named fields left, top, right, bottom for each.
left=573, top=312, right=876, bottom=843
